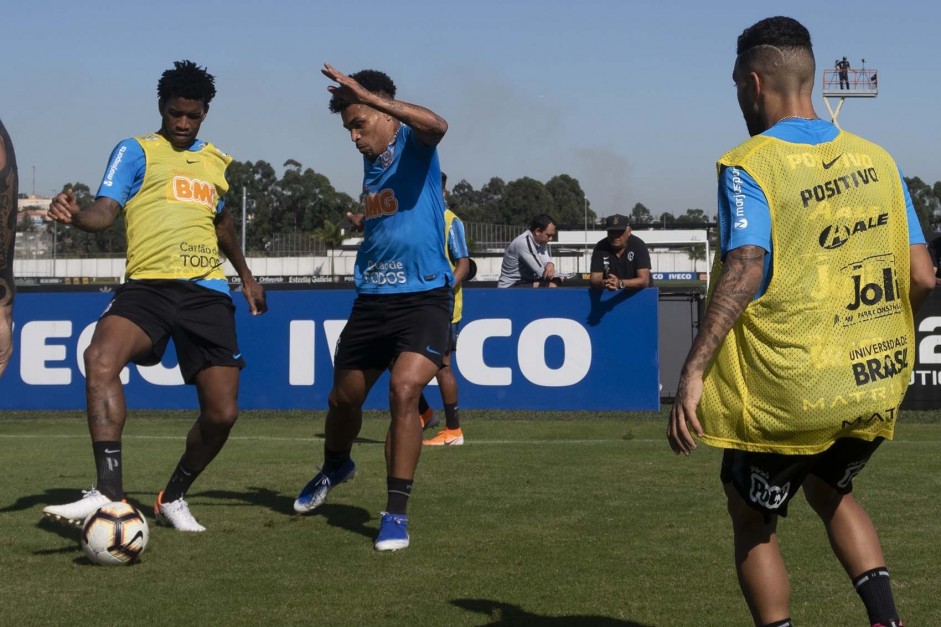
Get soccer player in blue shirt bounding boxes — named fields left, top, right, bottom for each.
left=294, top=64, right=452, bottom=551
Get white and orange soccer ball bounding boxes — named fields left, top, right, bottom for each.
left=81, top=502, right=149, bottom=565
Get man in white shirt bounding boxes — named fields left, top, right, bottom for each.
left=498, top=214, right=557, bottom=287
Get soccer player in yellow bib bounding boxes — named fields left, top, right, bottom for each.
left=44, top=60, right=266, bottom=533
left=668, top=17, right=936, bottom=627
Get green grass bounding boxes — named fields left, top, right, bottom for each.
left=1, top=409, right=940, bottom=626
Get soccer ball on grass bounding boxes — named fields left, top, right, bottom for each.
left=81, top=502, right=149, bottom=565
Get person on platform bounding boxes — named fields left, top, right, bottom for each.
left=836, top=55, right=851, bottom=89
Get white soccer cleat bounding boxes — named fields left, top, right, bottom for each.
left=43, top=488, right=112, bottom=527
left=154, top=491, right=206, bottom=532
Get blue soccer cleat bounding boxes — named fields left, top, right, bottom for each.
left=374, top=512, right=410, bottom=551
left=293, top=458, right=356, bottom=514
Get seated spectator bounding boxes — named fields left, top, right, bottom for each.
left=498, top=214, right=559, bottom=287
left=588, top=214, right=651, bottom=291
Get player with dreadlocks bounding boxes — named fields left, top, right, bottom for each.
left=44, top=60, right=267, bottom=533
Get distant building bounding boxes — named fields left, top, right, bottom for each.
left=17, top=194, right=52, bottom=226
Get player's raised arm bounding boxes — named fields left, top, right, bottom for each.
left=322, top=63, right=447, bottom=146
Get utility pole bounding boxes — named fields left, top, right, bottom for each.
left=241, top=187, right=247, bottom=251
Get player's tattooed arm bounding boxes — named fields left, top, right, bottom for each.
left=0, top=120, right=18, bottom=377
left=0, top=120, right=17, bottom=310
left=373, top=97, right=448, bottom=147
left=682, top=245, right=764, bottom=377
left=668, top=244, right=764, bottom=455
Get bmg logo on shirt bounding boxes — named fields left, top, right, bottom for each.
left=171, top=176, right=217, bottom=209
left=364, top=189, right=399, bottom=219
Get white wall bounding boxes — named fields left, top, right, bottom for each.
left=13, top=229, right=715, bottom=281
left=14, top=249, right=715, bottom=281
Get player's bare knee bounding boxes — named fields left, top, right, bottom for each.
left=328, top=388, right=360, bottom=413
left=83, top=345, right=125, bottom=382
left=390, top=379, right=423, bottom=406
left=202, top=404, right=238, bottom=428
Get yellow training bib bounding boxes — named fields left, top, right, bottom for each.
left=700, top=130, right=914, bottom=454
left=124, top=134, right=232, bottom=281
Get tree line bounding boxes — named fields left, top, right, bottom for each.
left=32, top=165, right=941, bottom=256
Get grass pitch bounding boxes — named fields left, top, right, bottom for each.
left=1, top=409, right=940, bottom=626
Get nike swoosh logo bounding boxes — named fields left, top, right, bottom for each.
left=104, top=448, right=120, bottom=454
left=822, top=154, right=843, bottom=169
left=232, top=353, right=242, bottom=359
left=186, top=159, right=200, bottom=164
left=425, top=345, right=442, bottom=356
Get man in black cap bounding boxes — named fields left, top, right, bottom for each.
left=589, top=214, right=651, bottom=291
left=836, top=56, right=851, bottom=89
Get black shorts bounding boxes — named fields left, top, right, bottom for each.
left=334, top=286, right=452, bottom=371
left=101, top=280, right=244, bottom=384
left=720, top=437, right=884, bottom=519
left=445, top=321, right=460, bottom=355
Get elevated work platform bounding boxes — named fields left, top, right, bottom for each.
left=821, top=67, right=878, bottom=98
left=821, top=65, right=879, bottom=128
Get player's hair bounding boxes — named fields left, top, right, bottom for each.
left=530, top=214, right=556, bottom=233
left=157, top=60, right=217, bottom=106
left=736, top=17, right=815, bottom=84
left=329, top=70, right=396, bottom=113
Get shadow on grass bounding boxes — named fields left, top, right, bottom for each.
left=32, top=518, right=109, bottom=567
left=186, top=488, right=375, bottom=539
left=1, top=488, right=90, bottom=514
left=312, top=503, right=375, bottom=539
left=452, top=599, right=652, bottom=626
left=192, top=486, right=295, bottom=515
left=3, top=488, right=151, bottom=515
left=34, top=516, right=82, bottom=554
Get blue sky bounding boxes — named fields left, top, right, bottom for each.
left=3, top=0, right=938, bottom=220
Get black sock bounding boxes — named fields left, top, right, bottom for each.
left=162, top=458, right=202, bottom=503
left=386, top=477, right=413, bottom=515
left=323, top=447, right=351, bottom=474
left=418, top=394, right=430, bottom=416
left=853, top=567, right=901, bottom=626
left=92, top=441, right=123, bottom=501
left=444, top=403, right=460, bottom=430
left=761, top=620, right=793, bottom=627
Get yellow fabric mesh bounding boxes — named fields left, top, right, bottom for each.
left=700, top=130, right=914, bottom=454
left=124, top=134, right=232, bottom=281
left=445, top=209, right=463, bottom=322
